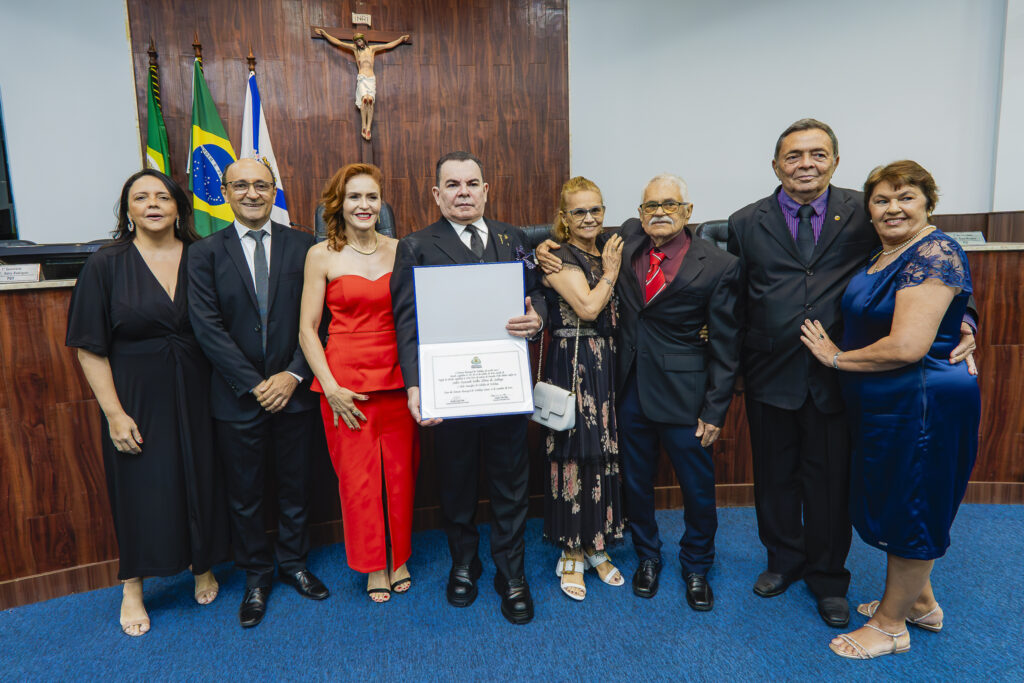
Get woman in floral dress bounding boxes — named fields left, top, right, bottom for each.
left=540, top=176, right=626, bottom=600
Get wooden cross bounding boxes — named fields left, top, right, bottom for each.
left=311, top=4, right=412, bottom=160
left=309, top=0, right=412, bottom=47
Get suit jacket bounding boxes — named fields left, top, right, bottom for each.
left=617, top=220, right=743, bottom=427
left=390, top=217, right=546, bottom=388
left=188, top=221, right=317, bottom=421
left=727, top=186, right=878, bottom=413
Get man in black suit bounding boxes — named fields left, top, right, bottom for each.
left=390, top=151, right=545, bottom=625
left=188, top=158, right=329, bottom=628
left=727, top=119, right=977, bottom=627
left=615, top=174, right=742, bottom=612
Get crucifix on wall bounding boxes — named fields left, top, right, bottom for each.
left=312, top=10, right=411, bottom=143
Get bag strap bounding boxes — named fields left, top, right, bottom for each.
left=568, top=318, right=580, bottom=395
left=535, top=326, right=545, bottom=383
left=536, top=317, right=581, bottom=393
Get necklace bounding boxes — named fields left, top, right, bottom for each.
left=880, top=224, right=933, bottom=256
left=347, top=234, right=380, bottom=256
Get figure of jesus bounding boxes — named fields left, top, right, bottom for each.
left=317, top=29, right=409, bottom=141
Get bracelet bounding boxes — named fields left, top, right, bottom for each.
left=832, top=351, right=842, bottom=369
left=601, top=276, right=615, bottom=286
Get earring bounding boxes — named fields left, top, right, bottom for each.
left=175, top=217, right=180, bottom=232
left=127, top=217, right=135, bottom=232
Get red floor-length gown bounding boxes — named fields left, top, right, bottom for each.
left=311, top=273, right=419, bottom=572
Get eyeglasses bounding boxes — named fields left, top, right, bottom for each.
left=639, top=200, right=689, bottom=215
left=225, top=180, right=275, bottom=195
left=565, top=206, right=606, bottom=219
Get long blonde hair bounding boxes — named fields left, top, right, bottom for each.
left=551, top=176, right=603, bottom=242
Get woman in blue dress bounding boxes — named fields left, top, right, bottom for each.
left=800, top=160, right=979, bottom=660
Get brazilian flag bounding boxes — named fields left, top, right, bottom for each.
left=145, top=60, right=170, bottom=174
left=189, top=58, right=236, bottom=236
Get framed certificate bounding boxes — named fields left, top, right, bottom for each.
left=413, top=262, right=534, bottom=419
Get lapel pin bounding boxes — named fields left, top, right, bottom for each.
left=834, top=215, right=841, bottom=221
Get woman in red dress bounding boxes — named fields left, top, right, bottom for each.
left=299, top=163, right=419, bottom=602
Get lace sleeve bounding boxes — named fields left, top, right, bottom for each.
left=895, top=234, right=972, bottom=294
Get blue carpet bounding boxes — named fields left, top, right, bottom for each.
left=1, top=504, right=1021, bottom=681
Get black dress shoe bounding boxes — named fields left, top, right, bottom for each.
left=494, top=574, right=534, bottom=625
left=446, top=560, right=483, bottom=608
left=684, top=572, right=714, bottom=611
left=239, top=586, right=269, bottom=628
left=753, top=571, right=794, bottom=598
left=280, top=569, right=329, bottom=600
left=818, top=596, right=850, bottom=627
left=632, top=558, right=662, bottom=599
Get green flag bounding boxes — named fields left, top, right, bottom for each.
left=145, top=61, right=170, bottom=174
left=188, top=58, right=236, bottom=236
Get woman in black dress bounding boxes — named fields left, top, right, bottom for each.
left=66, top=170, right=227, bottom=636
left=540, top=176, right=626, bottom=600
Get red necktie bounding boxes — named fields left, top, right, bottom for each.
left=645, top=248, right=666, bottom=303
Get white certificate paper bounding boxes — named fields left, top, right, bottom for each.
left=414, top=262, right=534, bottom=419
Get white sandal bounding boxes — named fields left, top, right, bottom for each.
left=830, top=623, right=911, bottom=660
left=584, top=550, right=624, bottom=586
left=857, top=599, right=944, bottom=632
left=555, top=553, right=587, bottom=601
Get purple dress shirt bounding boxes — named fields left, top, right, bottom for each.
left=777, top=187, right=830, bottom=244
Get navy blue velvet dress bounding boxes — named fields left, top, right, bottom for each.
left=840, top=231, right=979, bottom=560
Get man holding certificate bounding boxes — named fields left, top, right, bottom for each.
left=390, top=151, right=545, bottom=625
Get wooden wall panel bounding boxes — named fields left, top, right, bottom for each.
left=0, top=289, right=116, bottom=584
left=127, top=0, right=569, bottom=236
left=932, top=210, right=1024, bottom=242
left=967, top=250, right=1024, bottom=485
left=3, top=248, right=1024, bottom=607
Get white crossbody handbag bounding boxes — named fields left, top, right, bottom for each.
left=530, top=319, right=580, bottom=432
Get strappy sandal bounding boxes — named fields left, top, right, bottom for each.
left=120, top=616, right=150, bottom=637
left=391, top=578, right=411, bottom=592
left=857, top=599, right=944, bottom=632
left=367, top=571, right=391, bottom=603
left=193, top=573, right=219, bottom=605
left=584, top=550, right=624, bottom=586
left=829, top=623, right=911, bottom=659
left=554, top=552, right=586, bottom=601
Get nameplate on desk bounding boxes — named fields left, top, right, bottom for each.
left=0, top=264, right=41, bottom=283
left=946, top=231, right=986, bottom=247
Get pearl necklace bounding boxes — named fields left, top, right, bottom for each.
left=347, top=234, right=380, bottom=256
left=880, top=224, right=934, bottom=256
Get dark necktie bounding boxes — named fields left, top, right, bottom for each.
left=644, top=248, right=666, bottom=303
left=465, top=225, right=484, bottom=260
left=796, top=204, right=815, bottom=262
left=246, top=229, right=269, bottom=353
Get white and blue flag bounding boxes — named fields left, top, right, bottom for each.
left=241, top=70, right=290, bottom=226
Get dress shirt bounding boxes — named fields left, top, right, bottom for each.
left=234, top=220, right=272, bottom=279
left=446, top=217, right=489, bottom=250
left=777, top=187, right=829, bottom=243
left=233, top=220, right=302, bottom=384
left=632, top=227, right=692, bottom=290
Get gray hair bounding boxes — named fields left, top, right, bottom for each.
left=643, top=173, right=690, bottom=203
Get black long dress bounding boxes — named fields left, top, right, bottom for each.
left=541, top=243, right=625, bottom=551
left=66, top=242, right=227, bottom=580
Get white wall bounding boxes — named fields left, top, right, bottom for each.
left=993, top=0, right=1024, bottom=211
left=568, top=0, right=1008, bottom=224
left=0, top=0, right=141, bottom=243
